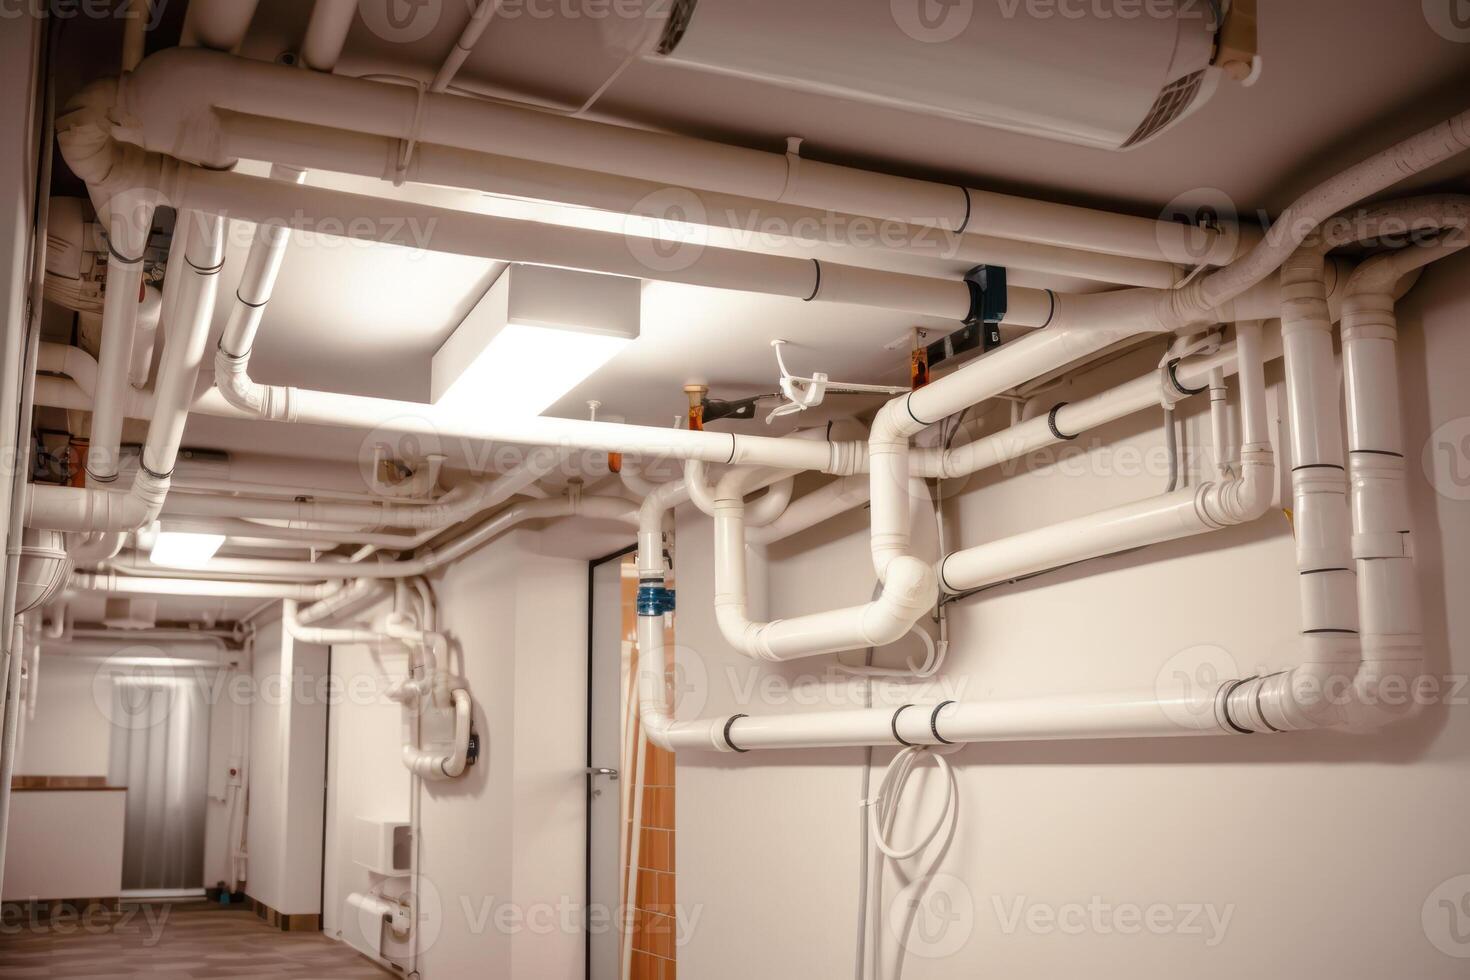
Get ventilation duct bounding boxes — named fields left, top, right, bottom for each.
left=103, top=597, right=159, bottom=631
left=651, top=0, right=1256, bottom=150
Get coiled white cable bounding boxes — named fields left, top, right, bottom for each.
left=866, top=746, right=954, bottom=861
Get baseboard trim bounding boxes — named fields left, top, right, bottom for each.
left=245, top=895, right=322, bottom=932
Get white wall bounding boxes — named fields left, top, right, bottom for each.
left=245, top=612, right=328, bottom=914
left=17, top=657, right=112, bottom=777
left=671, top=253, right=1470, bottom=979
left=2, top=790, right=125, bottom=901
left=322, top=530, right=590, bottom=978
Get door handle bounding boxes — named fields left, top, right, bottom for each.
left=586, top=767, right=619, bottom=781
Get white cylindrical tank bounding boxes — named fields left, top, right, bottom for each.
left=651, top=0, right=1241, bottom=150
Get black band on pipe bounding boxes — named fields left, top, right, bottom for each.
left=891, top=704, right=916, bottom=746
left=725, top=433, right=737, bottom=465
left=955, top=186, right=973, bottom=236
left=1254, top=672, right=1287, bottom=733
left=1040, top=289, right=1056, bottom=329
left=804, top=259, right=822, bottom=302
left=140, top=462, right=173, bottom=481
left=235, top=289, right=269, bottom=309
left=186, top=257, right=226, bottom=275
left=1218, top=678, right=1255, bottom=735
left=930, top=701, right=956, bottom=745
left=1291, top=463, right=1346, bottom=472
left=723, top=714, right=749, bottom=753
left=101, top=232, right=145, bottom=266
left=1167, top=358, right=1208, bottom=396
left=216, top=340, right=251, bottom=362
left=1047, top=403, right=1077, bottom=441
left=905, top=394, right=930, bottom=428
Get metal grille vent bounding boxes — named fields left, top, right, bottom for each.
left=1121, top=70, right=1205, bottom=148
left=656, top=0, right=699, bottom=56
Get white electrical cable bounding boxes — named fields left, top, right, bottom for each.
left=866, top=747, right=955, bottom=861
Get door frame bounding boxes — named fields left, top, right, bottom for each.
left=586, top=544, right=636, bottom=980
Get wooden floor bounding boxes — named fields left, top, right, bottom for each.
left=0, top=903, right=394, bottom=978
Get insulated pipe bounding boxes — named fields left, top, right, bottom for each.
left=69, top=572, right=343, bottom=600
left=213, top=113, right=1180, bottom=289
left=937, top=321, right=1274, bottom=594
left=300, top=0, right=359, bottom=73
left=1197, top=118, right=1470, bottom=314
left=120, top=46, right=1243, bottom=266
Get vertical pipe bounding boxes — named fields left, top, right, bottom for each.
left=1341, top=286, right=1422, bottom=720
left=0, top=17, right=50, bottom=894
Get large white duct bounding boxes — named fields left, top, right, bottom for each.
left=651, top=0, right=1247, bottom=150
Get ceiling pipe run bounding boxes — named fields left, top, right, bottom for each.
left=212, top=112, right=1178, bottom=289
left=117, top=46, right=1252, bottom=267
left=70, top=573, right=345, bottom=600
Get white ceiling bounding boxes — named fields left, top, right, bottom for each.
left=169, top=0, right=1470, bottom=472
left=40, top=0, right=1470, bottom=624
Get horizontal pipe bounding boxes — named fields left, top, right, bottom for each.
left=173, top=165, right=974, bottom=321
left=123, top=46, right=1238, bottom=266
left=214, top=112, right=1179, bottom=289
left=143, top=495, right=638, bottom=580
left=70, top=572, right=342, bottom=600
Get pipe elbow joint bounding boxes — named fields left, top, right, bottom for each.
left=1200, top=447, right=1275, bottom=526
left=862, top=556, right=937, bottom=645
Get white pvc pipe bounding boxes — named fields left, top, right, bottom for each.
left=300, top=0, right=359, bottom=73
left=26, top=211, right=226, bottom=535
left=179, top=165, right=973, bottom=321
left=121, top=46, right=1244, bottom=266
left=937, top=321, right=1274, bottom=593
left=69, top=573, right=343, bottom=600
left=162, top=453, right=570, bottom=532
left=126, top=285, right=162, bottom=389
left=85, top=200, right=154, bottom=485
left=432, top=0, right=499, bottom=92
left=147, top=495, right=637, bottom=580
left=180, top=0, right=260, bottom=52
left=937, top=326, right=1285, bottom=478
left=214, top=112, right=1178, bottom=289
left=709, top=467, right=934, bottom=661
left=121, top=0, right=152, bottom=72
left=745, top=475, right=870, bottom=546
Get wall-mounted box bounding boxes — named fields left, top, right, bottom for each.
left=353, top=817, right=411, bottom=877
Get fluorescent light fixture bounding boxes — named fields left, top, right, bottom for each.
left=149, top=531, right=225, bottom=568
left=433, top=265, right=640, bottom=418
